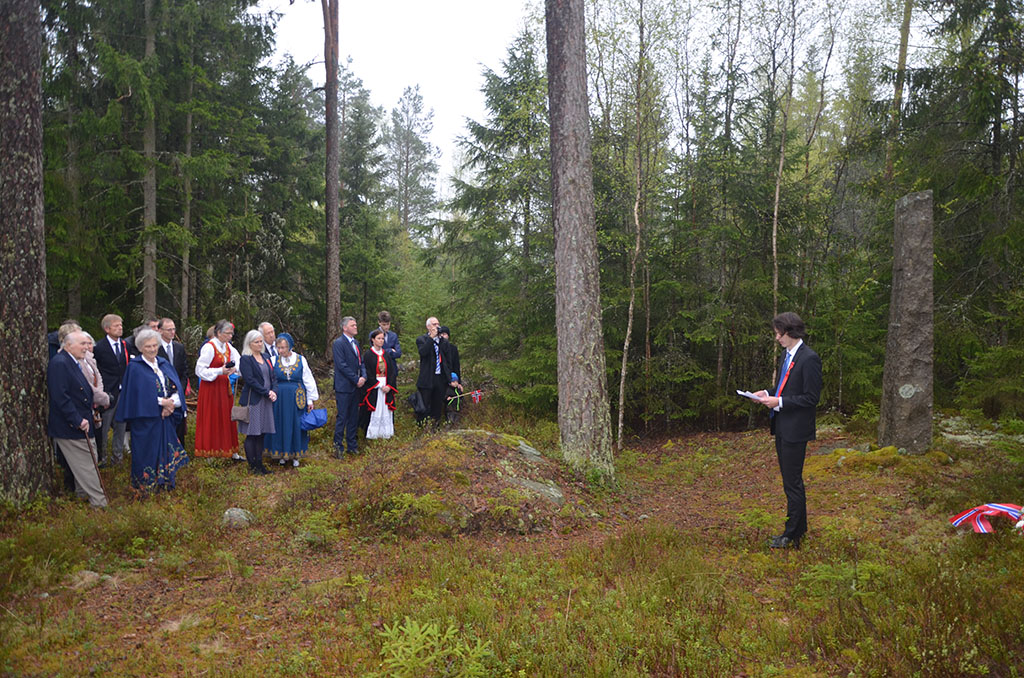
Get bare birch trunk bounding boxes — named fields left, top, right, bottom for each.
left=886, top=0, right=913, bottom=179
left=616, top=1, right=647, bottom=453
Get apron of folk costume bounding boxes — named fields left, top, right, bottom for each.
left=366, top=349, right=394, bottom=440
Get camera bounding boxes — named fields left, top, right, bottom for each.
left=224, top=361, right=235, bottom=368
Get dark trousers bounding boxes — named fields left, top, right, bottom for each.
left=175, top=416, right=187, bottom=450
left=243, top=434, right=266, bottom=470
left=98, top=405, right=127, bottom=464
left=417, top=374, right=447, bottom=427
left=334, top=390, right=359, bottom=454
left=775, top=436, right=808, bottom=540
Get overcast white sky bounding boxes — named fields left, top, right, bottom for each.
left=259, top=0, right=540, bottom=183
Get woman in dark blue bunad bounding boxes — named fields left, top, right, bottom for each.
left=115, top=328, right=188, bottom=493
left=265, top=333, right=319, bottom=468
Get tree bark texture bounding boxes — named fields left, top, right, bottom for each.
left=322, top=0, right=341, bottom=349
left=878, top=190, right=933, bottom=454
left=0, top=0, right=53, bottom=502
left=142, top=0, right=157, bottom=316
left=546, top=0, right=614, bottom=478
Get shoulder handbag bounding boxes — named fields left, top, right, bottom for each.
left=230, top=379, right=249, bottom=423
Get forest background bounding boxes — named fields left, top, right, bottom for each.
left=40, top=0, right=1024, bottom=439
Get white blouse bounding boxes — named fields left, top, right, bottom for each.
left=143, top=356, right=182, bottom=408
left=271, top=352, right=319, bottom=402
left=195, top=338, right=241, bottom=382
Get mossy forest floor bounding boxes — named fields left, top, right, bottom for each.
left=2, top=399, right=1023, bottom=677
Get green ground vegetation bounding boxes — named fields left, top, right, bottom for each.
left=2, top=400, right=1023, bottom=677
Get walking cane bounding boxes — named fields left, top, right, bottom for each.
left=84, top=425, right=107, bottom=496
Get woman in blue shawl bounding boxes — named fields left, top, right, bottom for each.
left=115, top=328, right=188, bottom=492
left=265, top=333, right=319, bottom=467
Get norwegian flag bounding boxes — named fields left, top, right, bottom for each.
left=471, top=390, right=483, bottom=404
left=949, top=503, right=1024, bottom=534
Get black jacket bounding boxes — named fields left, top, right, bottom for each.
left=93, top=335, right=129, bottom=402
left=769, top=342, right=822, bottom=443
left=415, top=334, right=454, bottom=389
left=157, top=340, right=188, bottom=389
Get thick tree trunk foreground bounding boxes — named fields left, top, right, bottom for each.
left=546, top=0, right=614, bottom=479
left=0, top=0, right=54, bottom=502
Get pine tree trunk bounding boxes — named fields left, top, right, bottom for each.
left=322, top=0, right=341, bottom=348
left=142, top=0, right=157, bottom=316
left=0, top=0, right=53, bottom=502
left=546, top=0, right=613, bottom=479
left=180, top=43, right=194, bottom=321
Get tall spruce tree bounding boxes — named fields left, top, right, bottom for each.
left=383, top=85, right=438, bottom=237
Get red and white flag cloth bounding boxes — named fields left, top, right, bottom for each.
left=949, top=503, right=1023, bottom=534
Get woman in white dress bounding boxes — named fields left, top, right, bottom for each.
left=359, top=329, right=398, bottom=439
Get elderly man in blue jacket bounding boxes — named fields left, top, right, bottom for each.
left=48, top=331, right=108, bottom=508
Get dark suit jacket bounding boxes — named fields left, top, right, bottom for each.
left=93, top=335, right=129, bottom=401
left=48, top=351, right=95, bottom=439
left=368, top=328, right=402, bottom=360
left=332, top=334, right=367, bottom=393
left=238, top=354, right=277, bottom=407
left=416, top=334, right=453, bottom=389
left=770, top=342, right=822, bottom=443
left=157, top=340, right=188, bottom=388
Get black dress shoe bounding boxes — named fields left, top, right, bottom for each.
left=249, top=466, right=271, bottom=476
left=768, top=535, right=800, bottom=549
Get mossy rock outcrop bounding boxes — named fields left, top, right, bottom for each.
left=339, top=430, right=589, bottom=538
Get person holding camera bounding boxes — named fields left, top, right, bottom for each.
left=415, top=317, right=458, bottom=428
left=194, top=319, right=241, bottom=458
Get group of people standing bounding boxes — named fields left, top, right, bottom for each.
left=48, top=315, right=190, bottom=507
left=329, top=311, right=463, bottom=458
left=47, top=309, right=466, bottom=506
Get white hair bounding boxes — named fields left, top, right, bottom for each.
left=136, top=328, right=161, bottom=348
left=240, top=329, right=264, bottom=356
left=62, top=330, right=87, bottom=348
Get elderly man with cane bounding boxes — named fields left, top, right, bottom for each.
left=48, top=331, right=108, bottom=508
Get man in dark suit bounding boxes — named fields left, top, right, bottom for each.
left=48, top=331, right=108, bottom=508
left=259, top=322, right=278, bottom=360
left=416, top=316, right=458, bottom=429
left=370, top=310, right=402, bottom=361
left=157, top=317, right=188, bottom=446
left=332, top=316, right=367, bottom=457
left=754, top=311, right=822, bottom=549
left=93, top=313, right=129, bottom=466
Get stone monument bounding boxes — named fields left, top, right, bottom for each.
left=879, top=190, right=933, bottom=454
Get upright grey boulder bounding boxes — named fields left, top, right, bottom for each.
left=879, top=190, right=933, bottom=454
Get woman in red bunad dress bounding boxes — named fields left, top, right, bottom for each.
left=194, top=319, right=241, bottom=458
